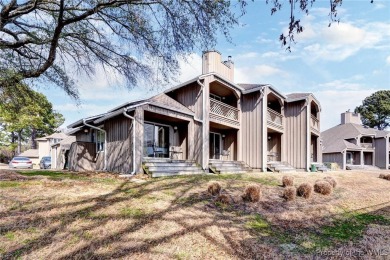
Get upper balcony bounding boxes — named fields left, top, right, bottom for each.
left=360, top=143, right=373, bottom=149
left=267, top=108, right=283, bottom=131
left=209, top=98, right=239, bottom=128
left=310, top=114, right=320, bottom=136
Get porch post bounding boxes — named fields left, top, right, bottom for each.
left=201, top=76, right=211, bottom=170
left=360, top=150, right=364, bottom=166
left=261, top=88, right=268, bottom=172
left=342, top=150, right=346, bottom=170
left=134, top=107, right=144, bottom=173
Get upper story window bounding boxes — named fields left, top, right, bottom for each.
left=360, top=136, right=373, bottom=144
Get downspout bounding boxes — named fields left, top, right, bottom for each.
left=123, top=108, right=136, bottom=175
left=83, top=119, right=107, bottom=171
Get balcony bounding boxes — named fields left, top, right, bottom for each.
left=209, top=99, right=239, bottom=127
left=310, top=115, right=320, bottom=135
left=267, top=108, right=283, bottom=131
left=360, top=143, right=373, bottom=149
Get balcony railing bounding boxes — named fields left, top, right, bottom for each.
left=360, top=143, right=373, bottom=149
left=267, top=108, right=283, bottom=130
left=210, top=99, right=239, bottom=126
left=310, top=115, right=320, bottom=134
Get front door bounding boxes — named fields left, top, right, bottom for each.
left=144, top=123, right=169, bottom=158
left=346, top=152, right=353, bottom=164
left=209, top=132, right=221, bottom=159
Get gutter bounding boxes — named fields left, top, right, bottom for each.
left=82, top=119, right=107, bottom=171
left=123, top=108, right=137, bottom=175
left=197, top=75, right=208, bottom=170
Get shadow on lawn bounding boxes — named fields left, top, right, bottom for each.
left=1, top=174, right=390, bottom=259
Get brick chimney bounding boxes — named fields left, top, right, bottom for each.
left=202, top=50, right=234, bottom=82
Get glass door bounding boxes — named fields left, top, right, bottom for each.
left=209, top=132, right=221, bottom=159
left=143, top=123, right=170, bottom=157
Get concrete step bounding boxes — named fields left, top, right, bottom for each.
left=209, top=160, right=252, bottom=174
left=143, top=158, right=195, bottom=163
left=146, top=166, right=201, bottom=172
left=218, top=170, right=248, bottom=174
left=144, top=162, right=198, bottom=167
left=151, top=171, right=205, bottom=178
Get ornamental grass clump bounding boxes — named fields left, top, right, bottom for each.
left=384, top=174, right=390, bottom=181
left=282, top=176, right=294, bottom=187
left=379, top=173, right=386, bottom=179
left=208, top=182, right=221, bottom=196
left=314, top=181, right=333, bottom=195
left=297, top=183, right=313, bottom=199
left=323, top=176, right=337, bottom=188
left=216, top=194, right=230, bottom=204
left=283, top=186, right=296, bottom=201
left=242, top=184, right=261, bottom=202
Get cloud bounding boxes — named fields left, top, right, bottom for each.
left=318, top=79, right=364, bottom=91
left=386, top=56, right=390, bottom=65
left=235, top=64, right=287, bottom=83
left=176, top=53, right=202, bottom=83
left=314, top=89, right=379, bottom=131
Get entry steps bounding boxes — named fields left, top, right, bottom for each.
left=310, top=162, right=329, bottom=172
left=267, top=161, right=295, bottom=173
left=209, top=159, right=252, bottom=174
left=142, top=158, right=204, bottom=178
left=346, top=165, right=381, bottom=171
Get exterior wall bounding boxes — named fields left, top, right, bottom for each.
left=241, top=91, right=264, bottom=169
left=68, top=142, right=97, bottom=171
left=323, top=153, right=344, bottom=168
left=75, top=131, right=92, bottom=142
left=105, top=115, right=132, bottom=174
left=37, top=140, right=50, bottom=159
left=285, top=100, right=308, bottom=170
left=341, top=112, right=361, bottom=125
left=374, top=137, right=388, bottom=169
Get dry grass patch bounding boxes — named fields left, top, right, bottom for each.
left=323, top=176, right=337, bottom=188
left=297, top=183, right=313, bottom=199
left=314, top=181, right=333, bottom=195
left=242, top=184, right=261, bottom=202
left=215, top=194, right=231, bottom=205
left=282, top=176, right=294, bottom=187
left=283, top=187, right=296, bottom=201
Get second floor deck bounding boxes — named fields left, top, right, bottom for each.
left=209, top=98, right=239, bottom=128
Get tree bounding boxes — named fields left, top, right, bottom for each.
left=0, top=81, right=65, bottom=154
left=0, top=0, right=346, bottom=100
left=355, top=90, right=390, bottom=130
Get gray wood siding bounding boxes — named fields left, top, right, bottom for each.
left=374, top=138, right=388, bottom=169
left=68, top=142, right=97, bottom=171
left=241, top=92, right=263, bottom=169
left=105, top=115, right=132, bottom=174
left=167, top=83, right=202, bottom=118
left=285, top=101, right=307, bottom=169
left=323, top=153, right=344, bottom=168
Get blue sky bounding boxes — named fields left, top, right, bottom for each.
left=40, top=0, right=390, bottom=131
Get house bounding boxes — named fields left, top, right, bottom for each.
left=50, top=135, right=76, bottom=169
left=36, top=132, right=68, bottom=168
left=66, top=51, right=323, bottom=176
left=322, top=111, right=390, bottom=170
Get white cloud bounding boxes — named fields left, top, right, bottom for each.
left=235, top=64, right=287, bottom=83
left=176, top=53, right=202, bottom=83
left=314, top=89, right=379, bottom=131
left=386, top=56, right=390, bottom=65
left=318, top=79, right=364, bottom=91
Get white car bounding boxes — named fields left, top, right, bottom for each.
left=9, top=157, right=33, bottom=169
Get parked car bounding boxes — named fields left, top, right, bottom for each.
left=39, top=156, right=51, bottom=169
left=9, top=157, right=33, bottom=169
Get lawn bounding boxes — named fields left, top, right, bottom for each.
left=0, top=169, right=390, bottom=259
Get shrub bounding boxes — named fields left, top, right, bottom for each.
left=283, top=187, right=296, bottom=201
left=297, top=183, right=313, bottom=199
left=314, top=181, right=333, bottom=195
left=208, top=182, right=221, bottom=196
left=379, top=173, right=386, bottom=179
left=216, top=194, right=230, bottom=204
left=242, top=184, right=261, bottom=202
left=282, top=176, right=294, bottom=187
left=323, top=176, right=337, bottom=188
left=384, top=174, right=390, bottom=181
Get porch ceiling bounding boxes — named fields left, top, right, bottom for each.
left=210, top=121, right=239, bottom=130
left=144, top=111, right=189, bottom=124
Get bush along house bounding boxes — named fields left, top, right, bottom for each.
left=65, top=51, right=324, bottom=177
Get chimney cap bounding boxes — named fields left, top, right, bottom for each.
left=228, top=55, right=232, bottom=61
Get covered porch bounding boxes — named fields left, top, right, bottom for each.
left=209, top=121, right=238, bottom=161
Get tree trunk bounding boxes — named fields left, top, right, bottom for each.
left=31, top=128, right=37, bottom=149
left=17, top=130, right=22, bottom=154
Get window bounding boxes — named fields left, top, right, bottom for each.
left=210, top=93, right=222, bottom=101
left=96, top=129, right=105, bottom=152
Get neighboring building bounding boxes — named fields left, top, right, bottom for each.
left=322, top=112, right=390, bottom=170
left=18, top=149, right=39, bottom=167
left=36, top=132, right=68, bottom=160
left=66, top=51, right=322, bottom=176
left=51, top=136, right=76, bottom=169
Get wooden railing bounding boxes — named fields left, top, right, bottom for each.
left=360, top=143, right=373, bottom=149
left=210, top=99, right=239, bottom=125
left=267, top=108, right=283, bottom=130
left=310, top=114, right=320, bottom=134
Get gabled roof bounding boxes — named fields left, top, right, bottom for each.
left=18, top=149, right=39, bottom=158
left=376, top=129, right=390, bottom=138
left=51, top=136, right=76, bottom=150
left=322, top=123, right=389, bottom=153
left=286, top=93, right=311, bottom=101
left=93, top=93, right=195, bottom=125
left=36, top=132, right=68, bottom=141
left=67, top=113, right=107, bottom=128
left=237, top=83, right=267, bottom=91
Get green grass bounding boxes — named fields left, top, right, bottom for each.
left=0, top=181, right=21, bottom=188
left=4, top=232, right=15, bottom=240
left=120, top=208, right=145, bottom=218
left=246, top=214, right=273, bottom=236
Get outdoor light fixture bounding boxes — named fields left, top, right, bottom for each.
left=173, top=126, right=178, bottom=131
left=84, top=128, right=89, bottom=134
left=268, top=136, right=271, bottom=140
left=222, top=134, right=226, bottom=138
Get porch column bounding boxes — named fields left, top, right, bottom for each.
left=201, top=76, right=211, bottom=170
left=360, top=150, right=364, bottom=166
left=133, top=107, right=144, bottom=174
left=342, top=151, right=346, bottom=170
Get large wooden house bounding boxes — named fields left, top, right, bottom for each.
left=66, top=51, right=323, bottom=176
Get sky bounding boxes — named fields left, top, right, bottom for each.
left=39, top=0, right=390, bottom=131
